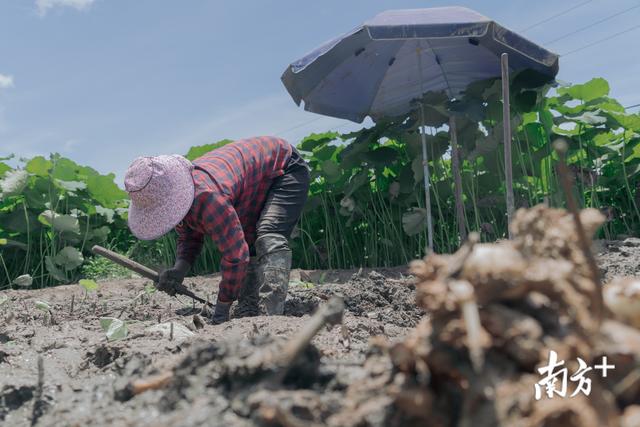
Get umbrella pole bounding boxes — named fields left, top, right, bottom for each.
left=419, top=104, right=434, bottom=253
left=449, top=115, right=467, bottom=244
left=501, top=53, right=515, bottom=238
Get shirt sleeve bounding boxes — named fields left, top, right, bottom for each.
left=175, top=224, right=204, bottom=266
left=200, top=193, right=250, bottom=302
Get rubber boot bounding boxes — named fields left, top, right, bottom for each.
left=210, top=301, right=231, bottom=325
left=255, top=233, right=292, bottom=315
left=233, top=257, right=259, bottom=318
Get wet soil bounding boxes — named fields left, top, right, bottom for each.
left=0, top=267, right=417, bottom=427
left=0, top=241, right=637, bottom=427
left=596, top=238, right=640, bottom=281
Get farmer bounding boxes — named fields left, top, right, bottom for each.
left=123, top=136, right=310, bottom=324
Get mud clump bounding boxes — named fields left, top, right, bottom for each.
left=160, top=335, right=322, bottom=411
left=285, top=271, right=422, bottom=327
left=0, top=385, right=34, bottom=420
left=110, top=299, right=346, bottom=426
left=85, top=345, right=124, bottom=369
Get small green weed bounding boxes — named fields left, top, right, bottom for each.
left=81, top=256, right=132, bottom=280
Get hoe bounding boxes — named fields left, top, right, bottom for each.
left=91, top=245, right=214, bottom=309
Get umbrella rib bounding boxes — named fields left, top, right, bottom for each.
left=423, top=38, right=455, bottom=100
left=361, top=39, right=407, bottom=120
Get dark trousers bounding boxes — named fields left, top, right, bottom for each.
left=255, top=147, right=310, bottom=242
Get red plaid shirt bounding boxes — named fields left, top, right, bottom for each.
left=175, top=136, right=292, bottom=302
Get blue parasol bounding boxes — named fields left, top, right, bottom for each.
left=282, top=7, right=559, bottom=250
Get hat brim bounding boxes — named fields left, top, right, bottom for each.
left=127, top=166, right=195, bottom=241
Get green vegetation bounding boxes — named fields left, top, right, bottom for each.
left=0, top=154, right=130, bottom=288
left=293, top=74, right=640, bottom=267
left=1, top=75, right=639, bottom=287
left=81, top=256, right=133, bottom=281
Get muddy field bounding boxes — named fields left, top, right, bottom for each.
left=0, top=266, right=420, bottom=427
left=596, top=238, right=640, bottom=281
left=1, top=235, right=640, bottom=427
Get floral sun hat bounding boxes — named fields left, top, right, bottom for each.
left=124, top=154, right=195, bottom=240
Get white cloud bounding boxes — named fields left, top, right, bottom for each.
left=0, top=74, right=14, bottom=90
left=36, top=0, right=95, bottom=16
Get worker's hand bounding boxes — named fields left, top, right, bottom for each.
left=156, top=268, right=185, bottom=296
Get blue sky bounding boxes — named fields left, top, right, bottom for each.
left=1, top=0, right=639, bottom=183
